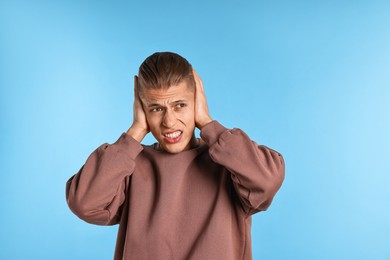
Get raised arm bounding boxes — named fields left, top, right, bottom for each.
left=200, top=122, right=285, bottom=216
left=66, top=135, right=143, bottom=225
left=194, top=70, right=285, bottom=216
left=66, top=76, right=148, bottom=225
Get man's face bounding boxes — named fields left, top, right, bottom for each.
left=141, top=81, right=196, bottom=154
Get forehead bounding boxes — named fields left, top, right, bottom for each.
left=141, top=81, right=194, bottom=104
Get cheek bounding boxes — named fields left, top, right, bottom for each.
left=180, top=110, right=195, bottom=125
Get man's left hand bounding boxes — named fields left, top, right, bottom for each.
left=193, top=69, right=213, bottom=129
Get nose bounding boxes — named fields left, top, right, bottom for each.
left=162, top=109, right=177, bottom=129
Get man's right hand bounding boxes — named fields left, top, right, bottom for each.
left=126, top=76, right=149, bottom=142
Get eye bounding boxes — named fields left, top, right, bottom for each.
left=151, top=107, right=163, bottom=112
left=175, top=103, right=186, bottom=109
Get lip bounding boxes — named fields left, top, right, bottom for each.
left=162, top=130, right=183, bottom=144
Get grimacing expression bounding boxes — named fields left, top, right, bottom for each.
left=141, top=81, right=196, bottom=154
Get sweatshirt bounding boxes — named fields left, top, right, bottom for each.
left=66, top=121, right=285, bottom=260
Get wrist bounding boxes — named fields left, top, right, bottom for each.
left=126, top=124, right=148, bottom=142
left=197, top=117, right=213, bottom=130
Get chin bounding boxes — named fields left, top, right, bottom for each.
left=162, top=144, right=187, bottom=154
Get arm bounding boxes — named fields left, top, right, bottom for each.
left=200, top=121, right=285, bottom=216
left=66, top=76, right=150, bottom=225
left=66, top=134, right=143, bottom=225
left=193, top=70, right=285, bottom=216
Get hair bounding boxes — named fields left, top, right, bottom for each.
left=137, top=52, right=195, bottom=96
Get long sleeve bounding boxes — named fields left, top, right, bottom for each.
left=200, top=121, right=285, bottom=216
left=66, top=133, right=143, bottom=225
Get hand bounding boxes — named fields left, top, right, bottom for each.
left=193, top=69, right=212, bottom=129
left=126, top=76, right=150, bottom=142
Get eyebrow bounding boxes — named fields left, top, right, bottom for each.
left=147, top=99, right=188, bottom=108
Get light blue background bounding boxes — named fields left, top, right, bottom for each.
left=1, top=0, right=389, bottom=259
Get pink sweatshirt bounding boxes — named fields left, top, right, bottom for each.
left=66, top=121, right=285, bottom=260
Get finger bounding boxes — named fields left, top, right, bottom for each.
left=192, top=69, right=204, bottom=93
left=134, top=75, right=137, bottom=96
left=192, top=68, right=198, bottom=78
left=134, top=75, right=141, bottom=100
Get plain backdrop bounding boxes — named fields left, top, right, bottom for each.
left=1, top=0, right=389, bottom=259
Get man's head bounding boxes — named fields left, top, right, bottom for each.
left=137, top=52, right=195, bottom=97
left=137, top=52, right=197, bottom=153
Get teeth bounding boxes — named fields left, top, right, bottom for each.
left=164, top=131, right=181, bottom=138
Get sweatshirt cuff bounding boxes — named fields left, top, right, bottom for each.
left=114, top=133, right=144, bottom=159
left=200, top=120, right=229, bottom=146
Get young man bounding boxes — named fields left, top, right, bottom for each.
left=66, top=52, right=285, bottom=260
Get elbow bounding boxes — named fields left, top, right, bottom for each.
left=66, top=176, right=112, bottom=226
left=65, top=178, right=123, bottom=226
left=67, top=197, right=112, bottom=225
left=250, top=153, right=285, bottom=211
left=250, top=175, right=284, bottom=212
left=258, top=145, right=285, bottom=192
left=66, top=179, right=114, bottom=225
left=267, top=149, right=285, bottom=194
left=268, top=151, right=285, bottom=200
left=66, top=196, right=88, bottom=220
left=274, top=152, right=285, bottom=192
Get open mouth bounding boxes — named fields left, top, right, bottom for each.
left=163, top=131, right=183, bottom=143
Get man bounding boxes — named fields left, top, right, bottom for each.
left=66, top=52, right=285, bottom=260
